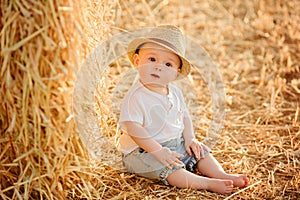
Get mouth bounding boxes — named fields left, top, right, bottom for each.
left=151, top=74, right=160, bottom=78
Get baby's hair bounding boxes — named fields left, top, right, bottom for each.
left=134, top=43, right=145, bottom=55
left=134, top=42, right=183, bottom=70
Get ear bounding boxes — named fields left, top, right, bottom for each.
left=133, top=54, right=139, bottom=67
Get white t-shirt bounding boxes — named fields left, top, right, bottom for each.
left=118, top=81, right=189, bottom=154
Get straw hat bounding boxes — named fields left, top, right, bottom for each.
left=127, top=25, right=191, bottom=77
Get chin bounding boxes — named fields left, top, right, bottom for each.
left=141, top=78, right=164, bottom=86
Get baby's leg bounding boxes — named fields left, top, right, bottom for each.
left=166, top=168, right=233, bottom=195
left=197, top=154, right=248, bottom=188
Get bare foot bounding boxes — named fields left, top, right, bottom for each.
left=206, top=179, right=233, bottom=195
left=226, top=174, right=249, bottom=188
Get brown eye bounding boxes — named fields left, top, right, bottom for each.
left=149, top=57, right=156, bottom=62
left=165, top=62, right=172, bottom=67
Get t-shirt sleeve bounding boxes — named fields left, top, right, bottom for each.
left=175, top=86, right=190, bottom=118
left=119, top=93, right=144, bottom=129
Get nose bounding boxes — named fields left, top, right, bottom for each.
left=154, top=64, right=163, bottom=71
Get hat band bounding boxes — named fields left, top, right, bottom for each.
left=148, top=38, right=181, bottom=55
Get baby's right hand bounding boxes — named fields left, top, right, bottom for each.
left=150, top=147, right=183, bottom=169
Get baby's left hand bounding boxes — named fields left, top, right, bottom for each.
left=185, top=138, right=210, bottom=160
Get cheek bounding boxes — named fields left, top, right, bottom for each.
left=157, top=67, right=178, bottom=84
left=163, top=67, right=178, bottom=79
left=138, top=64, right=151, bottom=76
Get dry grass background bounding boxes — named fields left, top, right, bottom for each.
left=1, top=0, right=299, bottom=199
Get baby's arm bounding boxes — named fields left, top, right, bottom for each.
left=182, top=114, right=196, bottom=146
left=123, top=121, right=183, bottom=168
left=182, top=114, right=195, bottom=143
left=182, top=114, right=210, bottom=160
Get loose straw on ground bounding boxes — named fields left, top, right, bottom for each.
left=224, top=180, right=263, bottom=200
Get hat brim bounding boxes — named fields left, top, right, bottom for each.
left=127, top=38, right=191, bottom=78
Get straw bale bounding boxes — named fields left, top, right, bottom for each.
left=1, top=0, right=299, bottom=199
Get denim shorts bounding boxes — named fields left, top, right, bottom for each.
left=122, top=137, right=209, bottom=185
